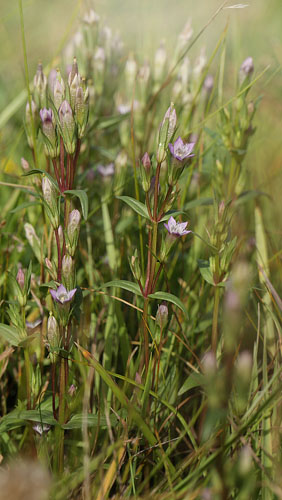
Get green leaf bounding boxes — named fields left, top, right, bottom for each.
left=235, top=190, right=269, bottom=206
left=64, top=189, right=88, bottom=220
left=0, top=324, right=22, bottom=346
left=178, top=372, right=206, bottom=396
left=10, top=201, right=41, bottom=214
left=198, top=260, right=215, bottom=286
left=100, top=280, right=143, bottom=297
left=185, top=197, right=213, bottom=210
left=148, top=291, right=187, bottom=317
left=116, top=196, right=149, bottom=219
left=62, top=413, right=117, bottom=429
left=39, top=280, right=58, bottom=290
left=160, top=210, right=186, bottom=222
left=91, top=113, right=129, bottom=131
left=22, top=169, right=59, bottom=190
left=0, top=409, right=56, bottom=433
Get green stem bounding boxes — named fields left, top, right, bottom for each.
left=24, top=349, right=31, bottom=410
left=56, top=356, right=66, bottom=474
left=212, top=286, right=220, bottom=354
left=141, top=298, right=149, bottom=373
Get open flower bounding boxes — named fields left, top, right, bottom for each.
left=164, top=216, right=191, bottom=237
left=168, top=137, right=195, bottom=162
left=50, top=284, right=76, bottom=304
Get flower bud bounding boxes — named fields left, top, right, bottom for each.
left=42, top=176, right=59, bottom=228
left=40, top=108, right=58, bottom=157
left=21, top=157, right=29, bottom=171
left=53, top=70, right=65, bottom=110
left=33, top=63, right=47, bottom=108
left=68, top=58, right=81, bottom=109
left=140, top=152, right=151, bottom=192
left=16, top=268, right=25, bottom=290
left=157, top=103, right=177, bottom=163
left=24, top=223, right=41, bottom=262
left=156, top=304, right=168, bottom=330
left=176, top=19, right=193, bottom=56
left=62, top=254, right=75, bottom=290
left=47, top=314, right=60, bottom=361
left=129, top=250, right=141, bottom=282
left=83, top=9, right=100, bottom=25
left=66, top=209, right=81, bottom=256
left=45, top=258, right=57, bottom=280
left=125, top=53, right=137, bottom=91
left=59, top=100, right=76, bottom=153
left=25, top=100, right=38, bottom=149
left=75, top=81, right=89, bottom=139
left=48, top=68, right=57, bottom=93
left=239, top=57, right=254, bottom=86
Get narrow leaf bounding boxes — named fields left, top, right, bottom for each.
left=117, top=196, right=149, bottom=219
left=148, top=291, right=187, bottom=317
left=64, top=189, right=88, bottom=220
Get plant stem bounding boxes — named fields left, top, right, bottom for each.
left=142, top=298, right=149, bottom=373
left=212, top=286, right=220, bottom=353
left=60, top=137, right=65, bottom=191
left=24, top=349, right=31, bottom=410
left=54, top=228, right=62, bottom=281
left=57, top=356, right=66, bottom=473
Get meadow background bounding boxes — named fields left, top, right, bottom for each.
left=0, top=0, right=282, bottom=498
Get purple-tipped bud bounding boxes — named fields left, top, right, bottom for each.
left=45, top=258, right=57, bottom=280
left=75, top=81, right=89, bottom=138
left=68, top=57, right=79, bottom=86
left=239, top=57, right=254, bottom=85
left=58, top=100, right=75, bottom=154
left=156, top=304, right=168, bottom=329
left=16, top=268, right=25, bottom=289
left=142, top=152, right=151, bottom=172
left=68, top=384, right=77, bottom=396
left=40, top=108, right=57, bottom=157
left=21, top=158, right=29, bottom=171
left=48, top=68, right=57, bottom=92
left=47, top=314, right=59, bottom=346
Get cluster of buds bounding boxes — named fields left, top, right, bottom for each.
left=25, top=59, right=89, bottom=159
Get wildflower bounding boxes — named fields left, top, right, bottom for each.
left=50, top=284, right=76, bottom=304
left=168, top=137, right=195, bottom=162
left=97, top=163, right=115, bottom=177
left=33, top=423, right=51, bottom=436
left=239, top=57, right=254, bottom=86
left=164, top=216, right=191, bottom=237
left=16, top=268, right=25, bottom=289
left=68, top=384, right=77, bottom=396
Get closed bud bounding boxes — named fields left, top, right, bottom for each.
left=177, top=19, right=193, bottom=56
left=202, top=351, right=217, bottom=375
left=24, top=223, right=41, bottom=262
left=16, top=268, right=25, bottom=289
left=66, top=210, right=81, bottom=256
left=62, top=254, right=75, bottom=290
left=25, top=100, right=38, bottom=148
left=45, top=258, right=57, bottom=280
left=140, top=152, right=151, bottom=192
left=47, top=314, right=60, bottom=361
left=157, top=103, right=177, bottom=163
left=156, top=304, right=168, bottom=330
left=75, top=81, right=89, bottom=138
left=125, top=53, right=137, bottom=90
left=59, top=100, right=76, bottom=153
left=42, top=176, right=59, bottom=228
left=21, top=157, right=29, bottom=171
left=53, top=70, right=65, bottom=110
left=40, top=108, right=58, bottom=157
left=239, top=57, right=254, bottom=86
left=33, top=63, right=47, bottom=108
left=68, top=58, right=81, bottom=109
left=129, top=250, right=141, bottom=282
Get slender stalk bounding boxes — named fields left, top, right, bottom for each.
left=57, top=356, right=66, bottom=473
left=158, top=186, right=172, bottom=221
left=24, top=349, right=31, bottom=410
left=51, top=362, right=57, bottom=420
left=60, top=137, right=65, bottom=191
left=52, top=158, right=62, bottom=192
left=212, top=286, right=220, bottom=353
left=54, top=228, right=62, bottom=281
left=142, top=298, right=149, bottom=373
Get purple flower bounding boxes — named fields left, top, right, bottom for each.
left=164, top=216, right=191, bottom=237
left=97, top=163, right=115, bottom=177
left=168, top=137, right=195, bottom=162
left=50, top=284, right=76, bottom=304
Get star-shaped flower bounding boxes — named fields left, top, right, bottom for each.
left=168, top=137, right=195, bottom=162
left=164, top=216, right=191, bottom=237
left=50, top=284, right=76, bottom=304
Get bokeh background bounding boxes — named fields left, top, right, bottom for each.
left=1, top=0, right=282, bottom=247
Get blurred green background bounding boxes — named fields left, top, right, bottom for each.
left=1, top=0, right=282, bottom=246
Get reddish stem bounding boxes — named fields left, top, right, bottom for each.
left=54, top=228, right=62, bottom=281
left=60, top=137, right=65, bottom=191
left=52, top=158, right=62, bottom=192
